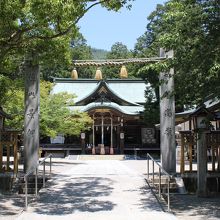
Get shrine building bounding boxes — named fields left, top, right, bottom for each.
left=41, top=73, right=160, bottom=155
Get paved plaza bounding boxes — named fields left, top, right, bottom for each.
left=0, top=157, right=220, bottom=220
left=16, top=159, right=176, bottom=220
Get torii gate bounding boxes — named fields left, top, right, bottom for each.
left=23, top=49, right=176, bottom=174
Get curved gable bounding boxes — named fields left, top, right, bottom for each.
left=76, top=80, right=139, bottom=106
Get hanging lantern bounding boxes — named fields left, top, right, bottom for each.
left=95, top=68, right=102, bottom=80
left=120, top=65, right=128, bottom=79
left=71, top=68, right=78, bottom=80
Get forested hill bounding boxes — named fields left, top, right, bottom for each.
left=92, top=48, right=108, bottom=60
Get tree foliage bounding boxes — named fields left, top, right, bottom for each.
left=92, top=48, right=108, bottom=60
left=134, top=0, right=220, bottom=124
left=3, top=80, right=92, bottom=137
left=0, top=0, right=134, bottom=70
left=102, top=42, right=136, bottom=78
left=3, top=79, right=24, bottom=129
left=41, top=33, right=94, bottom=80
left=40, top=81, right=92, bottom=137
left=0, top=0, right=135, bottom=133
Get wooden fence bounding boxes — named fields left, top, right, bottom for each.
left=180, top=130, right=220, bottom=174
left=0, top=131, right=19, bottom=175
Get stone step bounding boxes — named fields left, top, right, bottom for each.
left=147, top=176, right=187, bottom=194
left=78, top=155, right=125, bottom=160
left=13, top=176, right=49, bottom=194
left=148, top=177, right=176, bottom=184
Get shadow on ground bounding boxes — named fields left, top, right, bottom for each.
left=0, top=194, right=24, bottom=216
left=138, top=185, right=162, bottom=212
left=31, top=176, right=116, bottom=215
left=171, top=194, right=220, bottom=219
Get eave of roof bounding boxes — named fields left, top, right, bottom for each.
left=175, top=99, right=220, bottom=124
left=69, top=102, right=144, bottom=116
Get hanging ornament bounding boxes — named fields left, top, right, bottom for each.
left=119, top=65, right=128, bottom=79
left=71, top=68, right=78, bottom=79
left=95, top=68, right=102, bottom=80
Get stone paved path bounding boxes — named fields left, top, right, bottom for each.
left=16, top=160, right=176, bottom=220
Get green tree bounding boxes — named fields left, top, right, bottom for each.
left=102, top=42, right=135, bottom=78
left=3, top=80, right=92, bottom=136
left=134, top=0, right=220, bottom=124
left=0, top=0, right=135, bottom=105
left=2, top=79, right=24, bottom=129
left=40, top=81, right=92, bottom=137
left=71, top=33, right=95, bottom=79
left=0, top=0, right=135, bottom=72
left=41, top=33, right=94, bottom=80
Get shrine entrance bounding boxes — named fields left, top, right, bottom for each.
left=89, top=109, right=124, bottom=155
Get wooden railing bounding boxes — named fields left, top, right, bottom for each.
left=0, top=131, right=19, bottom=175
left=206, top=131, right=220, bottom=172
left=180, top=130, right=220, bottom=174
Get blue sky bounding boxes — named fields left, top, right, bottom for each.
left=78, top=0, right=165, bottom=51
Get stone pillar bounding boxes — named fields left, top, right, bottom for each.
left=24, top=56, right=40, bottom=173
left=159, top=49, right=176, bottom=173
left=197, top=131, right=207, bottom=197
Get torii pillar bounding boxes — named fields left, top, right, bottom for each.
left=159, top=49, right=176, bottom=174
left=23, top=55, right=40, bottom=173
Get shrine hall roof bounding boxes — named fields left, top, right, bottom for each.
left=52, top=78, right=147, bottom=104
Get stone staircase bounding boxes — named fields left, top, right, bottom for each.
left=78, top=155, right=125, bottom=160
left=11, top=174, right=49, bottom=194
left=148, top=176, right=187, bottom=194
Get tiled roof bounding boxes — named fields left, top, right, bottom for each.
left=52, top=78, right=148, bottom=115
left=52, top=78, right=147, bottom=104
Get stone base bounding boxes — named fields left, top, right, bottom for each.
left=110, top=147, right=114, bottom=155
left=92, top=146, right=96, bottom=155
left=100, top=144, right=105, bottom=155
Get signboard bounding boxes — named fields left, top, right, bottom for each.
left=141, top=128, right=156, bottom=144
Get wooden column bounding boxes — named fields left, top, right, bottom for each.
left=100, top=115, right=105, bottom=155
left=13, top=134, right=18, bottom=174
left=0, top=142, right=2, bottom=172
left=24, top=55, right=40, bottom=173
left=180, top=133, right=185, bottom=174
left=211, top=145, right=215, bottom=171
left=92, top=115, right=95, bottom=155
left=101, top=115, right=104, bottom=145
left=110, top=116, right=114, bottom=155
left=6, top=144, right=10, bottom=172
left=159, top=49, right=176, bottom=173
left=120, top=133, right=124, bottom=154
left=217, top=146, right=220, bottom=171
left=81, top=133, right=85, bottom=154
left=189, top=143, right=193, bottom=172
left=197, top=131, right=207, bottom=197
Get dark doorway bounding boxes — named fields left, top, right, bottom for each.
left=95, top=127, right=111, bottom=146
